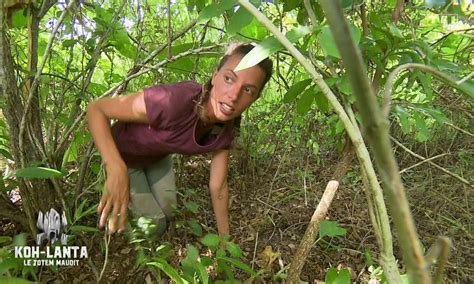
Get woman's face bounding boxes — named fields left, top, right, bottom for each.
left=207, top=54, right=266, bottom=123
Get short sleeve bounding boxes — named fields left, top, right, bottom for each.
left=143, top=81, right=203, bottom=129
left=144, top=84, right=171, bottom=128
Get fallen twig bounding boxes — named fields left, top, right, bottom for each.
left=287, top=180, right=339, bottom=282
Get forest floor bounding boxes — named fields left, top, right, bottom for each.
left=2, top=140, right=473, bottom=283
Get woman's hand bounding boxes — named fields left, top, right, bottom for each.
left=98, top=161, right=129, bottom=233
left=87, top=91, right=147, bottom=233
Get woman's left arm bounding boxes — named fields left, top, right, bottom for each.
left=209, top=149, right=231, bottom=235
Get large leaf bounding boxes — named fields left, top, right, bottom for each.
left=234, top=26, right=311, bottom=72
left=148, top=259, right=188, bottom=284
left=414, top=113, right=429, bottom=142
left=234, top=37, right=282, bottom=72
left=227, top=6, right=253, bottom=35
left=197, top=0, right=236, bottom=24
left=11, top=9, right=28, bottom=29
left=283, top=79, right=312, bottom=103
left=0, top=277, right=34, bottom=284
left=239, top=18, right=268, bottom=40
left=319, top=25, right=361, bottom=58
left=296, top=88, right=315, bottom=115
left=396, top=105, right=411, bottom=134
left=200, top=233, right=221, bottom=249
left=15, top=167, right=64, bottom=179
left=216, top=256, right=257, bottom=276
left=319, top=220, right=347, bottom=238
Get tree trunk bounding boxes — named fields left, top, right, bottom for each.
left=1, top=2, right=63, bottom=236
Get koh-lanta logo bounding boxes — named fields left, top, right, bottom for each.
left=14, top=209, right=88, bottom=266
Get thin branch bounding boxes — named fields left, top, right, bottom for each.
left=98, top=229, right=112, bottom=282
left=430, top=28, right=474, bottom=47
left=167, top=0, right=172, bottom=59
left=391, top=137, right=472, bottom=187
left=457, top=71, right=473, bottom=84
left=444, top=122, right=474, bottom=138
left=399, top=153, right=449, bottom=174
left=303, top=0, right=318, bottom=27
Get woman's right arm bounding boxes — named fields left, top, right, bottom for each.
left=86, top=91, right=148, bottom=233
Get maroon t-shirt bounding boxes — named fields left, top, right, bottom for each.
left=112, top=81, right=235, bottom=168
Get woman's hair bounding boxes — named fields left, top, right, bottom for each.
left=196, top=42, right=273, bottom=122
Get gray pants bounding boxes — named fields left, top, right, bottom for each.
left=128, top=156, right=176, bottom=236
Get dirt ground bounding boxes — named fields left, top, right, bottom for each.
left=2, top=143, right=473, bottom=283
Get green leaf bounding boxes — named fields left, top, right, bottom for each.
left=283, top=0, right=302, bottom=12
left=201, top=233, right=221, bottom=248
left=338, top=74, right=353, bottom=95
left=319, top=220, right=347, bottom=238
left=418, top=106, right=450, bottom=124
left=226, top=242, right=243, bottom=258
left=69, top=225, right=99, bottom=233
left=15, top=167, right=64, bottom=179
left=11, top=9, right=28, bottom=29
left=335, top=119, right=345, bottom=134
left=0, top=236, right=12, bottom=245
left=216, top=256, right=257, bottom=276
left=197, top=4, right=220, bottom=24
left=325, top=267, right=338, bottom=283
left=148, top=259, right=187, bottom=284
left=396, top=105, right=411, bottom=134
left=235, top=26, right=309, bottom=72
left=319, top=26, right=339, bottom=58
left=234, top=37, right=281, bottom=72
left=414, top=113, right=429, bottom=142
left=239, top=18, right=267, bottom=40
left=458, top=81, right=474, bottom=99
left=336, top=268, right=351, bottom=284
left=197, top=0, right=236, bottom=24
left=227, top=7, right=253, bottom=35
left=387, top=23, right=404, bottom=38
left=187, top=219, right=203, bottom=236
left=0, top=277, right=34, bottom=284
left=185, top=202, right=199, bottom=214
left=286, top=26, right=312, bottom=43
left=283, top=79, right=312, bottom=103
left=314, top=91, right=330, bottom=113
left=296, top=88, right=315, bottom=115
left=319, top=25, right=361, bottom=58
left=417, top=73, right=433, bottom=100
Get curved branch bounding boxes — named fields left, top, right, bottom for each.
left=383, top=63, right=472, bottom=118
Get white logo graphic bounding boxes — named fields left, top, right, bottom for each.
left=36, top=208, right=69, bottom=245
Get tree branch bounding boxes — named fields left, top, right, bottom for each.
left=318, top=0, right=430, bottom=282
